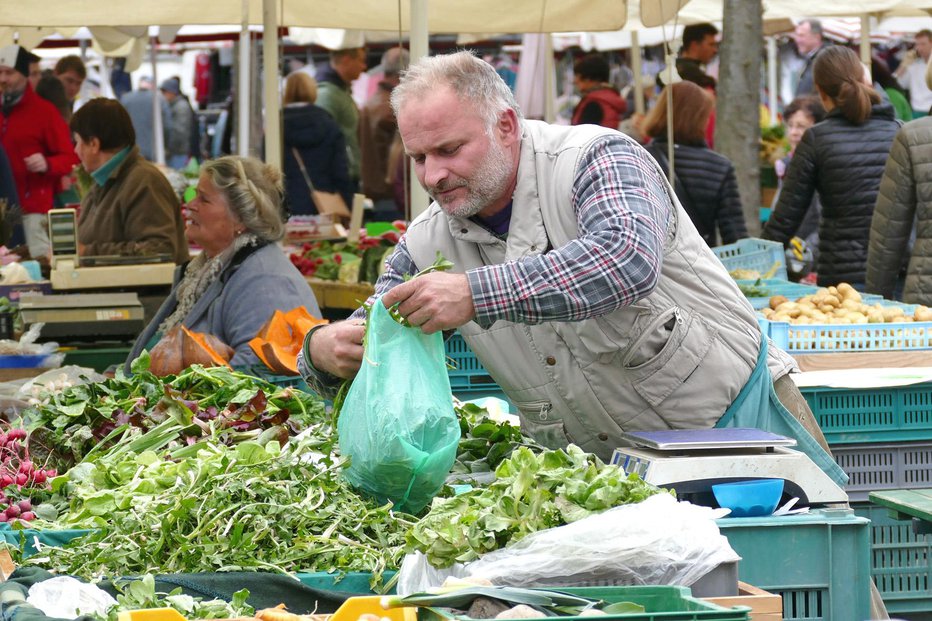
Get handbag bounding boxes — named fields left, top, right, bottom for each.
left=291, top=147, right=352, bottom=219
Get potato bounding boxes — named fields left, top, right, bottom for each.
left=769, top=295, right=789, bottom=310
left=840, top=298, right=862, bottom=312
left=828, top=286, right=839, bottom=297
left=914, top=306, right=932, bottom=322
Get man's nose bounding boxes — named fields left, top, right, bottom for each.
left=423, top=156, right=448, bottom=187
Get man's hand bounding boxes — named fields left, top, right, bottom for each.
left=23, top=154, right=48, bottom=174
left=381, top=272, right=475, bottom=334
left=308, top=320, right=366, bottom=379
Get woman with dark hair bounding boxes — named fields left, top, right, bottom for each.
left=763, top=46, right=900, bottom=287
left=70, top=97, right=188, bottom=263
left=772, top=95, right=825, bottom=264
left=642, top=80, right=747, bottom=246
left=35, top=73, right=70, bottom=121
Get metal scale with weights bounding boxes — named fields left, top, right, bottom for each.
left=17, top=209, right=176, bottom=343
left=611, top=427, right=849, bottom=508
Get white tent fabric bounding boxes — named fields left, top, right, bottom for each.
left=0, top=0, right=684, bottom=31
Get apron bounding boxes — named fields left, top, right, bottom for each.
left=716, top=336, right=849, bottom=488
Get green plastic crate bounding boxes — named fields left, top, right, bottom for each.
left=416, top=586, right=749, bottom=621
left=716, top=509, right=871, bottom=621
left=852, top=502, right=932, bottom=616
left=800, top=382, right=932, bottom=445
left=296, top=571, right=397, bottom=594
left=445, top=332, right=498, bottom=391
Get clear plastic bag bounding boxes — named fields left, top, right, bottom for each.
left=337, top=299, right=461, bottom=513
left=398, top=494, right=739, bottom=594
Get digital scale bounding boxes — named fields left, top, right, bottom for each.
left=47, top=208, right=176, bottom=290
left=18, top=292, right=145, bottom=340
left=611, top=428, right=849, bottom=506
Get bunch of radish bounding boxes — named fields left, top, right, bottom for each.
left=0, top=427, right=55, bottom=523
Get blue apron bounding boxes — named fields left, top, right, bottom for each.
left=715, top=336, right=849, bottom=488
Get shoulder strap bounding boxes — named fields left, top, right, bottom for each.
left=291, top=147, right=317, bottom=192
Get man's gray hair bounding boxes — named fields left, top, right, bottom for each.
left=201, top=156, right=286, bottom=243
left=390, top=51, right=523, bottom=132
left=381, top=47, right=410, bottom=78
left=800, top=18, right=823, bottom=38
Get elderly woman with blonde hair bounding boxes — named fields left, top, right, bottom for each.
left=125, top=155, right=321, bottom=373
left=282, top=71, right=354, bottom=215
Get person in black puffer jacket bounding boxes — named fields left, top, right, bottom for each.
left=763, top=46, right=900, bottom=287
left=643, top=80, right=747, bottom=246
left=281, top=71, right=354, bottom=215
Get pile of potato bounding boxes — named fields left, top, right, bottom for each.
left=759, top=283, right=932, bottom=325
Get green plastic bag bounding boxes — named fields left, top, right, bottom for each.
left=337, top=298, right=460, bottom=513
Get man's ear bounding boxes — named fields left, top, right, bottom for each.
left=497, top=108, right=520, bottom=146
left=88, top=137, right=102, bottom=153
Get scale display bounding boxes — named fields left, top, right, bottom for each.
left=47, top=208, right=78, bottom=257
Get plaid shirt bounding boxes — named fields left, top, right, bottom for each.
left=299, top=134, right=674, bottom=393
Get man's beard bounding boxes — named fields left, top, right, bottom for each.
left=427, top=137, right=512, bottom=219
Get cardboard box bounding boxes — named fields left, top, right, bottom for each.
left=704, top=581, right=782, bottom=620
left=0, top=281, right=52, bottom=303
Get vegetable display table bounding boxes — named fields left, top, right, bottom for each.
left=869, top=489, right=932, bottom=535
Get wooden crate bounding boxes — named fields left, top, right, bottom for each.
left=704, top=582, right=782, bottom=620
left=306, top=278, right=374, bottom=310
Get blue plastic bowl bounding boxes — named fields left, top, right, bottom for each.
left=712, top=478, right=784, bottom=517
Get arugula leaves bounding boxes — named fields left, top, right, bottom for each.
left=407, top=445, right=670, bottom=568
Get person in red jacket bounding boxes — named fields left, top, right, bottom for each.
left=0, top=45, right=79, bottom=258
left=571, top=54, right=626, bottom=129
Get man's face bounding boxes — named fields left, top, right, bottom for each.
left=916, top=35, right=932, bottom=62
left=693, top=34, right=719, bottom=64
left=398, top=86, right=517, bottom=219
left=339, top=49, right=368, bottom=83
left=0, top=66, right=25, bottom=95
left=794, top=22, right=821, bottom=56
left=57, top=69, right=84, bottom=101
left=27, top=62, right=40, bottom=90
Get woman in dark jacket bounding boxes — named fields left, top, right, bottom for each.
left=763, top=46, right=900, bottom=287
left=642, top=80, right=747, bottom=246
left=281, top=72, right=353, bottom=215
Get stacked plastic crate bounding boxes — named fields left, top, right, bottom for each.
left=799, top=381, right=932, bottom=616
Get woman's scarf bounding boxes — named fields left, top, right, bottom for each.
left=159, top=233, right=259, bottom=335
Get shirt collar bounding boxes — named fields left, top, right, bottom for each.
left=91, top=146, right=132, bottom=186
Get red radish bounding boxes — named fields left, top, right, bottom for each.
left=14, top=473, right=27, bottom=486
left=18, top=511, right=34, bottom=521
left=17, top=499, right=30, bottom=512
left=5, top=505, right=20, bottom=518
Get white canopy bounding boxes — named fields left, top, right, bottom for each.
left=0, top=0, right=689, bottom=31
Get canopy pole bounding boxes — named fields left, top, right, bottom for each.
left=631, top=30, right=644, bottom=116
left=150, top=36, right=166, bottom=166
left=409, top=0, right=431, bottom=218
left=544, top=34, right=555, bottom=123
left=861, top=13, right=872, bottom=81
left=767, top=36, right=778, bottom=126
left=262, top=0, right=281, bottom=169
left=238, top=0, right=251, bottom=157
